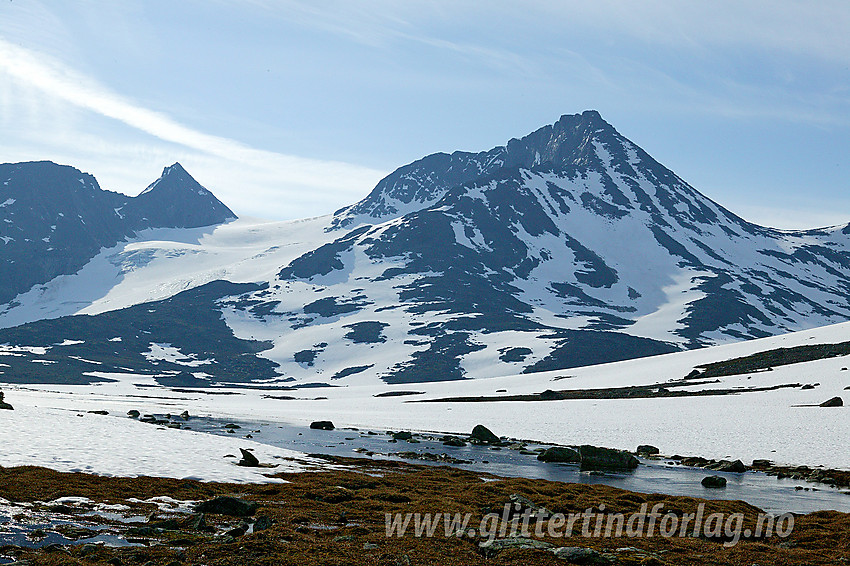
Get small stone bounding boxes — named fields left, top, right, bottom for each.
left=237, top=448, right=260, bottom=467
left=550, top=545, right=609, bottom=563
left=702, top=475, right=727, bottom=488
left=127, top=410, right=140, bottom=418
left=479, top=537, right=554, bottom=557
left=253, top=516, right=273, bottom=531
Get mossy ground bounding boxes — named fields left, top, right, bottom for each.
left=1, top=457, right=848, bottom=565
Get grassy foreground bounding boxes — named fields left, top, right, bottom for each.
left=0, top=457, right=848, bottom=565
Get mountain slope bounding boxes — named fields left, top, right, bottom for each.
left=229, top=111, right=850, bottom=382
left=2, top=112, right=850, bottom=387
left=0, top=161, right=235, bottom=303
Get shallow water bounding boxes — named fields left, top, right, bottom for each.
left=0, top=499, right=142, bottom=551
left=181, top=416, right=850, bottom=515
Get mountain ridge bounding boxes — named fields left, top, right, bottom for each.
left=2, top=112, right=850, bottom=386
left=0, top=160, right=235, bottom=303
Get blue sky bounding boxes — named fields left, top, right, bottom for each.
left=1, top=1, right=848, bottom=228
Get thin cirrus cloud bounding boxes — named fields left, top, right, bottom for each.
left=0, top=37, right=386, bottom=216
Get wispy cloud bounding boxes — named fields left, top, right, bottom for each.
left=0, top=37, right=386, bottom=212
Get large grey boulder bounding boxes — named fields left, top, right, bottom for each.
left=470, top=424, right=501, bottom=444
left=701, top=475, right=727, bottom=488
left=578, top=445, right=639, bottom=470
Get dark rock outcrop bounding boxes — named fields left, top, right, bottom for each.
left=701, top=475, right=727, bottom=488
left=636, top=445, right=660, bottom=456
left=820, top=396, right=843, bottom=407
left=537, top=447, right=581, bottom=463
left=194, top=496, right=258, bottom=517
left=237, top=448, right=260, bottom=467
left=578, top=445, right=639, bottom=470
left=470, top=424, right=501, bottom=444
left=310, top=420, right=335, bottom=430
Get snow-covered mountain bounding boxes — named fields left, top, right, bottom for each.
left=0, top=161, right=235, bottom=304
left=2, top=111, right=850, bottom=387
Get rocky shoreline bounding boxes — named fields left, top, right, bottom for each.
left=121, top=406, right=850, bottom=497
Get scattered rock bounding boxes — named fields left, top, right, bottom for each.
left=636, top=445, right=660, bottom=456
left=508, top=493, right=550, bottom=519
left=194, top=496, right=258, bottom=517
left=701, top=475, right=727, bottom=488
left=363, top=542, right=379, bottom=550
left=441, top=436, right=467, bottom=447
left=127, top=410, right=140, bottom=418
left=751, top=459, right=772, bottom=468
left=707, top=459, right=747, bottom=473
left=550, top=546, right=610, bottom=564
left=0, top=391, right=13, bottom=410
left=224, top=423, right=241, bottom=429
left=578, top=445, right=639, bottom=470
left=310, top=420, right=335, bottom=430
left=180, top=410, right=190, bottom=420
left=537, top=447, right=581, bottom=463
left=253, top=515, right=274, bottom=531
left=478, top=537, right=554, bottom=557
left=470, top=424, right=500, bottom=444
left=237, top=448, right=260, bottom=467
left=87, top=410, right=109, bottom=415
left=820, top=396, right=843, bottom=407
left=392, top=431, right=413, bottom=441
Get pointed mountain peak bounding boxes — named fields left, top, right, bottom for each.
left=131, top=163, right=236, bottom=228
left=332, top=110, right=632, bottom=228
left=162, top=162, right=188, bottom=176
left=141, top=162, right=206, bottom=197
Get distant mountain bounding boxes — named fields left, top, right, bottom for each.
left=0, top=161, right=235, bottom=303
left=2, top=112, right=850, bottom=387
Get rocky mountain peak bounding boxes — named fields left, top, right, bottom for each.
left=130, top=163, right=235, bottom=229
